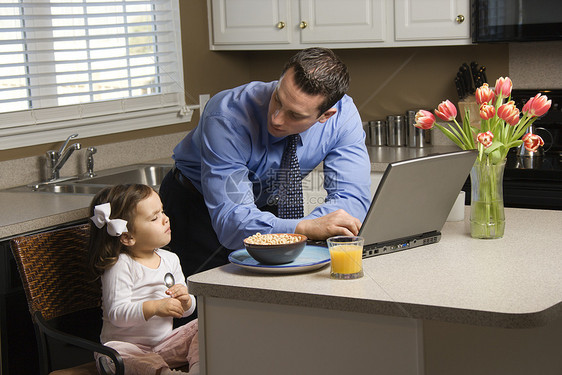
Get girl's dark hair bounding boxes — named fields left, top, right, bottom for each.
left=281, top=47, right=350, bottom=115
left=88, top=184, right=154, bottom=277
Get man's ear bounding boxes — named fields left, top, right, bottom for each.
left=120, top=232, right=135, bottom=247
left=318, top=108, right=337, bottom=123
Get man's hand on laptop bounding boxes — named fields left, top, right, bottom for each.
left=295, top=209, right=361, bottom=240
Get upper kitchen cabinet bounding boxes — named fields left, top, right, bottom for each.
left=208, top=0, right=387, bottom=50
left=207, top=0, right=472, bottom=50
left=299, top=0, right=386, bottom=45
left=209, top=0, right=292, bottom=46
left=394, top=0, right=470, bottom=42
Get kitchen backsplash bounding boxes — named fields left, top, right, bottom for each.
left=0, top=132, right=186, bottom=190
left=509, top=41, right=562, bottom=89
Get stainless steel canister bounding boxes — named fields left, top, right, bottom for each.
left=406, top=110, right=431, bottom=148
left=386, top=115, right=406, bottom=146
left=368, top=120, right=386, bottom=146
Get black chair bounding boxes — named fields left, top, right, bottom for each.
left=10, top=223, right=124, bottom=375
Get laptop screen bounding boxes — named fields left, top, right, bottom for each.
left=359, top=150, right=477, bottom=253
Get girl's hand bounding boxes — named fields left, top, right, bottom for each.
left=157, top=297, right=185, bottom=318
left=143, top=298, right=184, bottom=319
left=166, top=284, right=192, bottom=312
left=165, top=283, right=188, bottom=298
left=143, top=284, right=193, bottom=320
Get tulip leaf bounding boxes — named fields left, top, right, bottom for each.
left=483, top=140, right=504, bottom=154
left=504, top=140, right=523, bottom=149
left=489, top=149, right=503, bottom=164
left=434, top=123, right=467, bottom=150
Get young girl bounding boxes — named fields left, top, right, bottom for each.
left=88, top=184, right=199, bottom=375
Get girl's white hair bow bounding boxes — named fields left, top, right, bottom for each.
left=90, top=203, right=128, bottom=237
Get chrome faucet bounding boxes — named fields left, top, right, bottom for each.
left=46, top=134, right=82, bottom=181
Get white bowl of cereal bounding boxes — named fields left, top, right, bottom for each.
left=243, top=233, right=308, bottom=265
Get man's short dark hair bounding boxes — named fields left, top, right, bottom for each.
left=281, top=47, right=350, bottom=115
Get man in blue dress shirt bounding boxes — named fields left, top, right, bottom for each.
left=160, top=47, right=371, bottom=277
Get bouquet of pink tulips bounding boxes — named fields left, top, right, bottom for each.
left=414, top=77, right=551, bottom=165
left=414, top=77, right=552, bottom=239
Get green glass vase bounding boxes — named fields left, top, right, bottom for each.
left=469, top=159, right=506, bottom=239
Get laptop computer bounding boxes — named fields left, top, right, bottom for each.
left=360, top=150, right=477, bottom=258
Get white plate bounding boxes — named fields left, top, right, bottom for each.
left=228, top=245, right=330, bottom=274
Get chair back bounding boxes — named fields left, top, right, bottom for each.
left=10, top=223, right=100, bottom=322
left=9, top=223, right=124, bottom=375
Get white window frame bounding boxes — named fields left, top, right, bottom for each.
left=0, top=0, right=191, bottom=150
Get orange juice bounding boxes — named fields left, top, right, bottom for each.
left=329, top=245, right=363, bottom=274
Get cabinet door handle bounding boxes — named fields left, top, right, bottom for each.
left=276, top=21, right=286, bottom=29
left=456, top=14, right=465, bottom=24
left=299, top=21, right=308, bottom=29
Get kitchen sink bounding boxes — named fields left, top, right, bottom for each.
left=28, top=184, right=107, bottom=195
left=74, top=165, right=171, bottom=187
left=9, top=163, right=173, bottom=195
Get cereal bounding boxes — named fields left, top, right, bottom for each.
left=244, top=233, right=302, bottom=245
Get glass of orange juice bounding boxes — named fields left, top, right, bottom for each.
left=327, top=236, right=364, bottom=280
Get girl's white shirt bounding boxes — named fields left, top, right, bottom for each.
left=100, top=249, right=196, bottom=346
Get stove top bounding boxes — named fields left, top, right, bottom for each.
left=505, top=151, right=562, bottom=182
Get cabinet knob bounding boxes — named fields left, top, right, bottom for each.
left=276, top=21, right=286, bottom=29
left=456, top=14, right=465, bottom=24
left=299, top=21, right=308, bottom=29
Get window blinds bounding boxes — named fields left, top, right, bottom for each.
left=0, top=0, right=188, bottom=150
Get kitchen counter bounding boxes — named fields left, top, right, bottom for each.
left=188, top=207, right=562, bottom=375
left=0, top=192, right=92, bottom=239
left=189, top=208, right=562, bottom=328
left=0, top=146, right=458, bottom=240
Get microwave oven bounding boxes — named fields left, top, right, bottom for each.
left=472, top=0, right=562, bottom=42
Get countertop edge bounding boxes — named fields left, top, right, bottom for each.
left=0, top=208, right=90, bottom=240
left=188, top=278, right=562, bottom=329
